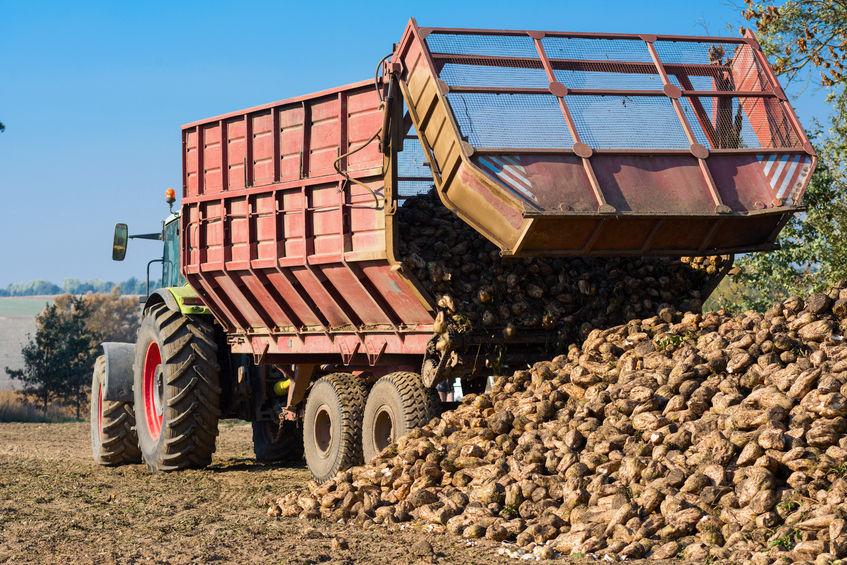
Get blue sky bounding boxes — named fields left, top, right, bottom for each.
left=0, top=0, right=831, bottom=286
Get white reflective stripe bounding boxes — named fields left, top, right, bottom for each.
left=478, top=156, right=501, bottom=176
left=499, top=163, right=533, bottom=187
left=776, top=155, right=801, bottom=199
left=787, top=157, right=811, bottom=201
left=769, top=156, right=789, bottom=185
left=761, top=154, right=778, bottom=177
left=478, top=157, right=536, bottom=201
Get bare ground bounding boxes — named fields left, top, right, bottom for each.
left=0, top=421, right=524, bottom=564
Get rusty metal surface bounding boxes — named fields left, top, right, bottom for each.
left=392, top=19, right=816, bottom=257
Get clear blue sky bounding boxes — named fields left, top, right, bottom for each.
left=0, top=0, right=831, bottom=286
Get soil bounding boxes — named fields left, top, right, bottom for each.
left=0, top=421, right=528, bottom=564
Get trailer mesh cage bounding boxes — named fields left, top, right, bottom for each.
left=393, top=22, right=816, bottom=256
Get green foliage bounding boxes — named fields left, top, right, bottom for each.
left=710, top=142, right=847, bottom=312
left=710, top=2, right=847, bottom=312
left=55, top=289, right=140, bottom=344
left=776, top=499, right=800, bottom=513
left=4, top=298, right=99, bottom=418
left=0, top=121, right=5, bottom=132
left=744, top=0, right=847, bottom=178
left=768, top=529, right=802, bottom=550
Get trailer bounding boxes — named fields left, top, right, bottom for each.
left=93, top=20, right=815, bottom=481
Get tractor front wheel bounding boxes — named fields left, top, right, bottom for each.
left=133, top=305, right=221, bottom=471
left=90, top=355, right=141, bottom=465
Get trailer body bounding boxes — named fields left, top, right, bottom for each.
left=180, top=20, right=815, bottom=372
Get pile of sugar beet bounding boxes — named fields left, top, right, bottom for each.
left=271, top=283, right=847, bottom=564
left=393, top=190, right=731, bottom=355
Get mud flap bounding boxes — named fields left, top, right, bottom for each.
left=101, top=342, right=135, bottom=402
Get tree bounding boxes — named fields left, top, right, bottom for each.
left=0, top=122, right=4, bottom=132
left=743, top=1, right=846, bottom=167
left=711, top=1, right=847, bottom=311
left=55, top=289, right=140, bottom=344
left=5, top=298, right=99, bottom=417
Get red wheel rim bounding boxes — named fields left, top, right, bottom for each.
left=142, top=341, right=164, bottom=440
left=97, top=384, right=103, bottom=437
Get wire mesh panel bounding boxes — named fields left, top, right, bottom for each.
left=448, top=93, right=572, bottom=148
left=426, top=33, right=539, bottom=58
left=542, top=37, right=653, bottom=62
left=397, top=135, right=435, bottom=200
left=423, top=30, right=801, bottom=154
left=440, top=62, right=549, bottom=88
left=554, top=68, right=664, bottom=90
left=569, top=96, right=690, bottom=149
left=680, top=96, right=801, bottom=149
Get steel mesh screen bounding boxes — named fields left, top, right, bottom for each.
left=568, top=95, right=689, bottom=149
left=654, top=41, right=774, bottom=91
left=398, top=136, right=430, bottom=176
left=397, top=135, right=435, bottom=198
left=426, top=33, right=539, bottom=58
left=681, top=96, right=800, bottom=149
left=422, top=30, right=799, bottom=152
left=668, top=74, right=721, bottom=91
left=440, top=61, right=548, bottom=88
left=554, top=68, right=664, bottom=89
left=542, top=37, right=653, bottom=62
left=447, top=92, right=571, bottom=148
left=654, top=40, right=740, bottom=64
left=398, top=180, right=435, bottom=200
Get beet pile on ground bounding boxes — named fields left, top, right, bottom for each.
left=395, top=191, right=731, bottom=352
left=272, top=285, right=847, bottom=563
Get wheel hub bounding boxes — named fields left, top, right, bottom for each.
left=372, top=406, right=395, bottom=454
left=314, top=405, right=333, bottom=458
left=142, top=341, right=164, bottom=440
left=97, top=384, right=103, bottom=437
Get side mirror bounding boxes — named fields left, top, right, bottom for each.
left=112, top=223, right=128, bottom=261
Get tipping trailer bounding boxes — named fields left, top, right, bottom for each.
left=92, top=20, right=815, bottom=481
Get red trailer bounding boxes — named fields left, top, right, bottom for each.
left=94, top=20, right=815, bottom=481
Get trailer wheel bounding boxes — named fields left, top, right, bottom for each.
left=362, top=371, right=439, bottom=463
left=90, top=356, right=141, bottom=465
left=303, top=373, right=366, bottom=483
left=252, top=419, right=304, bottom=464
left=133, top=304, right=221, bottom=471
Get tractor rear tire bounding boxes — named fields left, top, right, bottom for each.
left=362, top=371, right=439, bottom=463
left=252, top=419, right=304, bottom=464
left=90, top=355, right=141, bottom=466
left=303, top=373, right=366, bottom=483
left=133, top=304, right=221, bottom=471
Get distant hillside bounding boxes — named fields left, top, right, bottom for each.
left=0, top=277, right=160, bottom=297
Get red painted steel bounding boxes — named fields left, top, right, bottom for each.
left=182, top=80, right=436, bottom=365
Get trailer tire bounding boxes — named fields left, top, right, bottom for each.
left=90, top=356, right=142, bottom=465
left=133, top=304, right=221, bottom=471
left=303, top=373, right=366, bottom=483
left=252, top=419, right=304, bottom=464
left=362, top=371, right=439, bottom=463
